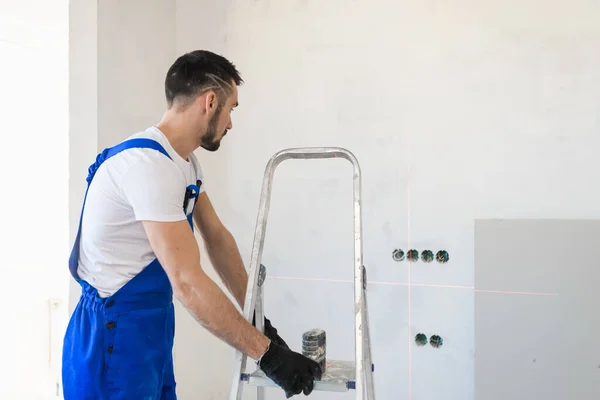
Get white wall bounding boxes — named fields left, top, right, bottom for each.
left=0, top=0, right=69, bottom=398
left=68, top=0, right=175, bottom=308
left=67, top=0, right=176, bottom=395
left=67, top=0, right=600, bottom=399
left=173, top=1, right=600, bottom=399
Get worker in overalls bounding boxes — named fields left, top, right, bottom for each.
left=62, top=50, right=322, bottom=399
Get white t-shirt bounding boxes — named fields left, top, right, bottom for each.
left=77, top=126, right=205, bottom=297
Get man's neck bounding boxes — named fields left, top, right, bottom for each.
left=156, top=114, right=198, bottom=161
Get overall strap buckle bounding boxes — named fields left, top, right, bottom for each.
left=183, top=179, right=202, bottom=213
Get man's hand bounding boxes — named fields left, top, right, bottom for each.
left=253, top=313, right=289, bottom=349
left=259, top=342, right=322, bottom=398
left=264, top=317, right=289, bottom=349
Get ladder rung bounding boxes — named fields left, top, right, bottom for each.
left=242, top=360, right=356, bottom=393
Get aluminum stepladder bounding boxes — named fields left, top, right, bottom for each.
left=229, top=147, right=376, bottom=400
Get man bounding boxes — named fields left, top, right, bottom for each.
left=62, top=50, right=322, bottom=399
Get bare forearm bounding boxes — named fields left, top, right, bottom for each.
left=204, top=229, right=248, bottom=308
left=175, top=269, right=268, bottom=360
left=142, top=219, right=268, bottom=359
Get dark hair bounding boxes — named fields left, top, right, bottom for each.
left=164, top=50, right=243, bottom=109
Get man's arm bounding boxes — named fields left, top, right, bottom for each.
left=192, top=192, right=291, bottom=349
left=121, top=155, right=320, bottom=397
left=143, top=217, right=323, bottom=397
left=192, top=192, right=248, bottom=308
left=142, top=218, right=268, bottom=360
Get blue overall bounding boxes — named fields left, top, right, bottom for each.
left=62, top=138, right=201, bottom=399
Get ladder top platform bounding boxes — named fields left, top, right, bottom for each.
left=242, top=360, right=356, bottom=393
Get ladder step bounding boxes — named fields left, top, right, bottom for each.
left=241, top=360, right=356, bottom=392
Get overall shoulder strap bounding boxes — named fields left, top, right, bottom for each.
left=69, top=138, right=173, bottom=281
left=108, top=138, right=172, bottom=160
left=87, top=138, right=172, bottom=183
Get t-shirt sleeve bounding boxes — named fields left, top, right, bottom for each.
left=119, top=153, right=187, bottom=222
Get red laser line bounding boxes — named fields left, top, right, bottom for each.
left=368, top=280, right=409, bottom=286
left=267, top=275, right=558, bottom=296
left=269, top=275, right=353, bottom=284
left=475, top=289, right=559, bottom=296
left=267, top=271, right=558, bottom=398
left=410, top=282, right=474, bottom=290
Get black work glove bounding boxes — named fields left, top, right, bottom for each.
left=258, top=341, right=323, bottom=398
left=253, top=313, right=289, bottom=349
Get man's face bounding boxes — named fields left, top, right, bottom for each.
left=200, top=84, right=238, bottom=152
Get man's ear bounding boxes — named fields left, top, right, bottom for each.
left=204, top=91, right=218, bottom=114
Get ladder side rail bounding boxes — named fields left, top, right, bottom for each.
left=229, top=147, right=363, bottom=400
left=229, top=156, right=278, bottom=400
left=256, top=265, right=266, bottom=400
left=349, top=150, right=365, bottom=400
left=363, top=288, right=376, bottom=399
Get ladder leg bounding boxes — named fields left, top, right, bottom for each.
left=230, top=340, right=250, bottom=399
left=229, top=148, right=278, bottom=400
left=256, top=265, right=266, bottom=400
left=362, top=280, right=376, bottom=400
left=229, top=260, right=262, bottom=400
left=355, top=271, right=365, bottom=400
left=230, top=345, right=248, bottom=400
left=351, top=151, right=365, bottom=400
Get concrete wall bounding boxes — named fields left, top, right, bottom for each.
left=68, top=0, right=600, bottom=399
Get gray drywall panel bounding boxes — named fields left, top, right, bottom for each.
left=475, top=219, right=600, bottom=400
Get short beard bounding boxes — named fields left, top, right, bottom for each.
left=200, top=104, right=224, bottom=152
